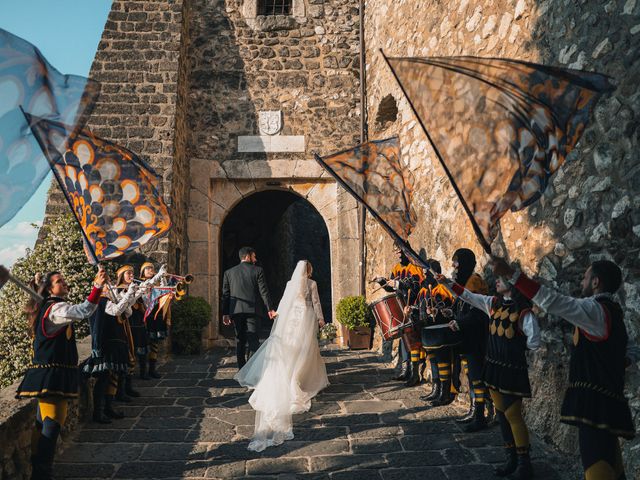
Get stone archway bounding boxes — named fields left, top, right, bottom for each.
left=218, top=190, right=332, bottom=339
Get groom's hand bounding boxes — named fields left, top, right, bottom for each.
left=318, top=319, right=325, bottom=329
left=222, top=315, right=232, bottom=326
left=268, top=310, right=277, bottom=319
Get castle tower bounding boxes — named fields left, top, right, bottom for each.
left=50, top=0, right=364, bottom=345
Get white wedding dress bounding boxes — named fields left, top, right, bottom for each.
left=234, top=260, right=329, bottom=452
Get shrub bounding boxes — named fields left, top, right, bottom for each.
left=170, top=296, right=212, bottom=355
left=335, top=295, right=373, bottom=331
left=0, top=214, right=116, bottom=388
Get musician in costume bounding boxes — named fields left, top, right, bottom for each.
left=417, top=260, right=458, bottom=404
left=15, top=269, right=106, bottom=479
left=447, top=248, right=491, bottom=431
left=492, top=258, right=635, bottom=480
left=83, top=272, right=140, bottom=423
left=374, top=242, right=424, bottom=384
left=439, top=272, right=540, bottom=479
left=113, top=265, right=143, bottom=398
left=140, top=262, right=168, bottom=379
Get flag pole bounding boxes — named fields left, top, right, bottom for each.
left=380, top=50, right=493, bottom=254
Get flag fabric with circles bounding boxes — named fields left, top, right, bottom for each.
left=26, top=114, right=171, bottom=263
left=0, top=28, right=99, bottom=227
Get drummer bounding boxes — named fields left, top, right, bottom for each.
left=417, top=260, right=458, bottom=405
left=374, top=242, right=424, bottom=384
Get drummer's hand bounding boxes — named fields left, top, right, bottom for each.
left=448, top=320, right=460, bottom=331
left=222, top=315, right=232, bottom=326
left=403, top=306, right=411, bottom=317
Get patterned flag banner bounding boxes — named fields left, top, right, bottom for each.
left=315, top=137, right=426, bottom=268
left=26, top=114, right=171, bottom=263
left=144, top=287, right=173, bottom=323
left=0, top=28, right=99, bottom=227
left=384, top=55, right=614, bottom=250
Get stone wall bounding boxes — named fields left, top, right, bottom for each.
left=363, top=0, right=640, bottom=475
left=42, top=0, right=188, bottom=269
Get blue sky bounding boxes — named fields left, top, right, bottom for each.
left=0, top=1, right=112, bottom=266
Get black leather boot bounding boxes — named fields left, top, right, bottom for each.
left=513, top=449, right=533, bottom=480
left=405, top=361, right=421, bottom=387
left=148, top=360, right=161, bottom=379
left=494, top=446, right=517, bottom=477
left=104, top=395, right=125, bottom=419
left=138, top=356, right=149, bottom=380
left=420, top=380, right=440, bottom=401
left=115, top=374, right=132, bottom=403
left=429, top=379, right=455, bottom=406
left=31, top=421, right=59, bottom=480
left=456, top=399, right=476, bottom=423
left=392, top=361, right=410, bottom=381
left=464, top=401, right=487, bottom=432
left=92, top=376, right=111, bottom=424
left=124, top=375, right=140, bottom=398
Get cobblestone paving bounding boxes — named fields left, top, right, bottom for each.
left=55, top=349, right=580, bottom=479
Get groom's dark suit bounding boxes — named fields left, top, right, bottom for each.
left=222, top=261, right=273, bottom=368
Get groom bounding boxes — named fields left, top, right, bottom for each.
left=222, top=247, right=277, bottom=369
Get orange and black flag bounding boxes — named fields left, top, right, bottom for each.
left=315, top=137, right=426, bottom=268
left=383, top=53, right=614, bottom=252
left=26, top=114, right=171, bottom=263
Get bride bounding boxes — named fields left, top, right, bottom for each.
left=234, top=260, right=329, bottom=452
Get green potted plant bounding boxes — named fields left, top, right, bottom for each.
left=170, top=296, right=212, bottom=355
left=336, top=295, right=373, bottom=350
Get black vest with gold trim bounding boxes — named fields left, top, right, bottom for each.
left=16, top=297, right=79, bottom=399
left=482, top=296, right=531, bottom=397
left=560, top=295, right=634, bottom=439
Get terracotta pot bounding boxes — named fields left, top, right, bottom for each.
left=346, top=326, right=371, bottom=350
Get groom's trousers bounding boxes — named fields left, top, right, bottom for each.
left=232, top=313, right=260, bottom=368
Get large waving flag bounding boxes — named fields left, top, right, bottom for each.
left=315, top=137, right=425, bottom=268
left=26, top=114, right=171, bottom=263
left=0, top=28, right=99, bottom=227
left=383, top=54, right=614, bottom=252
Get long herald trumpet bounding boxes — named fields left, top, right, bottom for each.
left=164, top=273, right=194, bottom=284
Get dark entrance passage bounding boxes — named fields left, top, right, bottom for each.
left=220, top=190, right=332, bottom=338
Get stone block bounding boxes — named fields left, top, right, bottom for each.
left=246, top=457, right=309, bottom=475
left=237, top=135, right=305, bottom=152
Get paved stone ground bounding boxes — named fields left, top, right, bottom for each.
left=55, top=348, right=580, bottom=479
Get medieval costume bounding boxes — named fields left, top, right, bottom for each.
left=419, top=271, right=457, bottom=404
left=376, top=248, right=424, bottom=384
left=141, top=262, right=169, bottom=379
left=449, top=248, right=491, bottom=431
left=448, top=280, right=540, bottom=479
left=510, top=269, right=634, bottom=480
left=16, top=280, right=102, bottom=479
left=113, top=266, right=142, bottom=400
left=83, top=284, right=138, bottom=423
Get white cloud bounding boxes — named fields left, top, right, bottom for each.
left=12, top=221, right=42, bottom=238
left=0, top=244, right=29, bottom=267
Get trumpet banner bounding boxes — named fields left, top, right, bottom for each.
left=26, top=114, right=171, bottom=262
left=385, top=55, right=614, bottom=249
left=0, top=28, right=99, bottom=227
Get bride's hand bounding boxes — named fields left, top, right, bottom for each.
left=318, top=319, right=325, bottom=329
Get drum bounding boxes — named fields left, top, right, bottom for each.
left=421, top=323, right=462, bottom=350
left=369, top=294, right=409, bottom=341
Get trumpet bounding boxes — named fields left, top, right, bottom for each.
left=164, top=273, right=194, bottom=284
left=153, top=283, right=187, bottom=301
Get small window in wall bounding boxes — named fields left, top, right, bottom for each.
left=375, top=94, right=399, bottom=130
left=259, top=0, right=292, bottom=15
